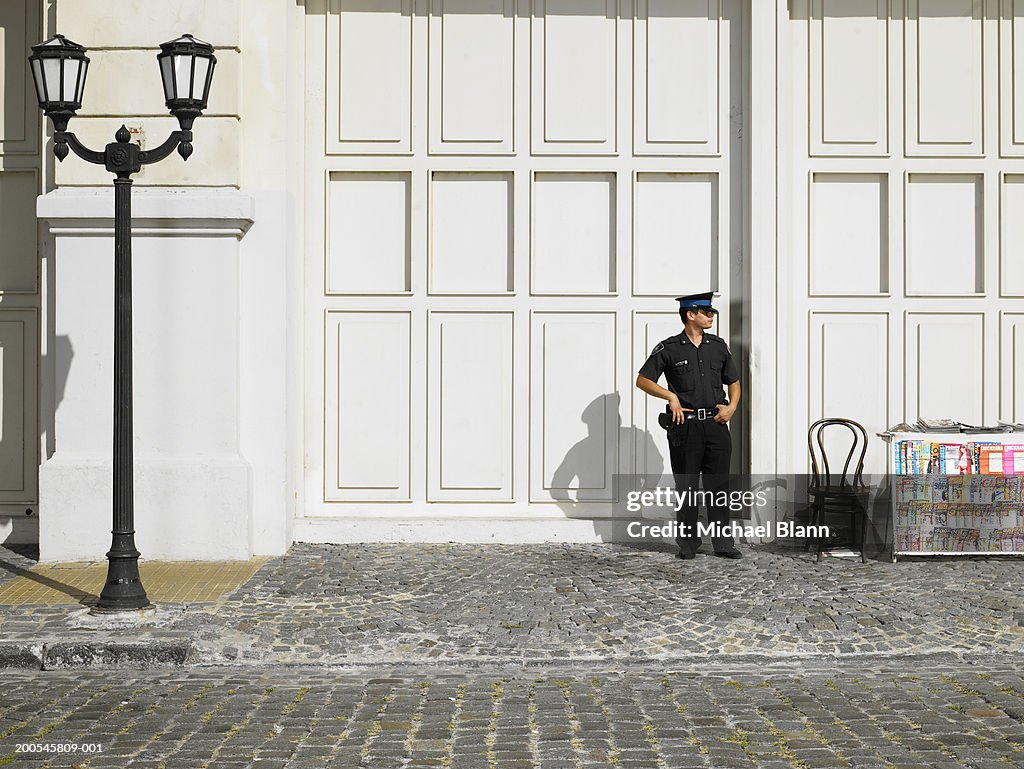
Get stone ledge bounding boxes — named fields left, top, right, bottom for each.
left=37, top=188, right=254, bottom=238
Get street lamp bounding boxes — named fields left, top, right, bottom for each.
left=29, top=34, right=216, bottom=612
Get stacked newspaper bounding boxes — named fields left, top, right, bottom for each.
left=915, top=418, right=961, bottom=433
left=958, top=423, right=1011, bottom=434
left=882, top=420, right=1017, bottom=437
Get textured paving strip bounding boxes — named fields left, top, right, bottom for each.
left=1, top=663, right=1024, bottom=768
left=0, top=543, right=1023, bottom=667
left=0, top=558, right=267, bottom=606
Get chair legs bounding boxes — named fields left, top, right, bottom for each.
left=808, top=501, right=828, bottom=562
left=858, top=499, right=869, bottom=563
left=805, top=501, right=821, bottom=553
left=807, top=496, right=868, bottom=562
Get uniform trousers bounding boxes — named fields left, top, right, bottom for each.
left=668, top=417, right=734, bottom=553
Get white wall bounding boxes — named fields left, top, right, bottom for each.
left=28, top=0, right=1022, bottom=554
left=34, top=0, right=296, bottom=560
left=37, top=190, right=255, bottom=560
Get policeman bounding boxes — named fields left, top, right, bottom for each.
left=635, top=292, right=742, bottom=560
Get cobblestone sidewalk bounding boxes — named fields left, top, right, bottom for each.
left=1, top=543, right=1023, bottom=668
left=3, top=663, right=1024, bottom=769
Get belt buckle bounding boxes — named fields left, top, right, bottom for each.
left=697, top=408, right=708, bottom=420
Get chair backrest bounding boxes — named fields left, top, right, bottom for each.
left=807, top=418, right=869, bottom=489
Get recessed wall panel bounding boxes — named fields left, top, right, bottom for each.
left=1001, top=2, right=1024, bottom=156
left=632, top=312, right=680, bottom=478
left=905, top=174, right=982, bottom=296
left=810, top=0, right=888, bottom=156
left=1002, top=175, right=1024, bottom=295
left=906, top=313, right=984, bottom=425
left=531, top=312, right=617, bottom=502
left=0, top=310, right=37, bottom=502
left=634, top=0, right=719, bottom=155
left=428, top=312, right=513, bottom=501
left=1015, top=2, right=1024, bottom=148
left=430, top=172, right=512, bottom=294
left=324, top=311, right=410, bottom=501
left=810, top=313, right=889, bottom=473
left=532, top=172, right=615, bottom=294
left=328, top=0, right=413, bottom=154
left=0, top=0, right=28, bottom=149
left=810, top=173, right=887, bottom=295
left=1003, top=314, right=1024, bottom=423
left=531, top=0, right=617, bottom=154
left=906, top=0, right=983, bottom=155
left=0, top=171, right=38, bottom=292
left=0, top=0, right=40, bottom=155
left=429, top=0, right=514, bottom=154
left=327, top=172, right=410, bottom=294
left=633, top=172, right=717, bottom=296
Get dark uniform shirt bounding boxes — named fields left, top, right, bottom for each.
left=638, top=332, right=740, bottom=410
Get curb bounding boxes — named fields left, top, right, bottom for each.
left=203, top=650, right=992, bottom=674
left=1, top=640, right=1022, bottom=671
left=0, top=641, right=194, bottom=670
left=43, top=641, right=195, bottom=669
left=0, top=642, right=43, bottom=669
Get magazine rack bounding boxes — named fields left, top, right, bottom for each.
left=880, top=431, right=1024, bottom=561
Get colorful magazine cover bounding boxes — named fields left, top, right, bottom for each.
left=943, top=443, right=969, bottom=474
left=980, top=444, right=1003, bottom=474
left=1003, top=445, right=1024, bottom=475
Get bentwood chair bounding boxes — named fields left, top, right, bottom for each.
left=806, top=418, right=870, bottom=563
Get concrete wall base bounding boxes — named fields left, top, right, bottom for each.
left=293, top=517, right=626, bottom=545
left=38, top=456, right=252, bottom=562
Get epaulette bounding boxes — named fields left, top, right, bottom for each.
left=650, top=333, right=683, bottom=355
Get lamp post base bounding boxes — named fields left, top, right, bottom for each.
left=95, top=533, right=152, bottom=611
left=89, top=602, right=155, bottom=616
left=83, top=604, right=159, bottom=620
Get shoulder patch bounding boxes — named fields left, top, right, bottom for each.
left=651, top=342, right=665, bottom=355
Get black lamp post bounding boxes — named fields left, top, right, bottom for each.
left=30, top=34, right=216, bottom=612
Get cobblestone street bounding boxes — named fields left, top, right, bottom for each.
left=4, top=663, right=1024, bottom=769
left=1, top=543, right=1022, bottom=667
left=2, top=543, right=1024, bottom=767
left=191, top=543, right=1024, bottom=666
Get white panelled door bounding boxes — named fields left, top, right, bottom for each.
left=779, top=0, right=1024, bottom=474
left=303, top=1, right=746, bottom=525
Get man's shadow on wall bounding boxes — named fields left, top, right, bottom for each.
left=549, top=393, right=668, bottom=547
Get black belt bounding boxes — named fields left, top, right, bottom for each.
left=690, top=407, right=719, bottom=421
left=662, top=406, right=719, bottom=423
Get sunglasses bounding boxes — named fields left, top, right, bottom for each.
left=693, top=307, right=717, bottom=316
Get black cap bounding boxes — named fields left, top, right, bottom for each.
left=675, top=291, right=716, bottom=312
